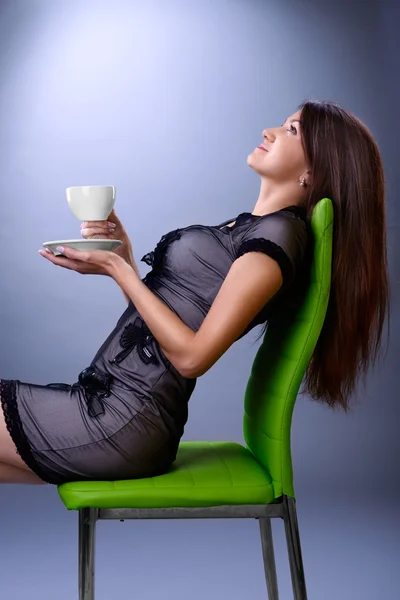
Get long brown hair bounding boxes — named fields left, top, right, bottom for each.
left=257, top=99, right=391, bottom=413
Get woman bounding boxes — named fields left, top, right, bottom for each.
left=0, top=99, right=391, bottom=485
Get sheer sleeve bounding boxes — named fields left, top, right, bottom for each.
left=236, top=212, right=309, bottom=289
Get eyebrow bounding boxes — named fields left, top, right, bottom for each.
left=284, top=118, right=301, bottom=125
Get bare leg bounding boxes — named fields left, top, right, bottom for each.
left=0, top=461, right=47, bottom=485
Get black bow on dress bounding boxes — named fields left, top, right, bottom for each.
left=78, top=365, right=112, bottom=418
left=110, top=316, right=158, bottom=366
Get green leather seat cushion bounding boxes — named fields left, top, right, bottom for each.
left=58, top=441, right=274, bottom=510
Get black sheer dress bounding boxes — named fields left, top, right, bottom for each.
left=0, top=206, right=311, bottom=484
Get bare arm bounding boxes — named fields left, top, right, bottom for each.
left=110, top=251, right=283, bottom=378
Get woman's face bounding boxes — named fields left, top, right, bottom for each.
left=247, top=110, right=308, bottom=183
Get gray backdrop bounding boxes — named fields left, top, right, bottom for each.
left=0, top=1, right=398, bottom=599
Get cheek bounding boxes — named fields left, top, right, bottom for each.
left=272, top=146, right=303, bottom=169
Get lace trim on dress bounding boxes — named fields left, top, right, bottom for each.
left=0, top=379, right=55, bottom=484
left=236, top=238, right=294, bottom=287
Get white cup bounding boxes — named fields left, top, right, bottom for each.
left=66, top=185, right=116, bottom=221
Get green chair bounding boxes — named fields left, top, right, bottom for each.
left=58, top=197, right=334, bottom=600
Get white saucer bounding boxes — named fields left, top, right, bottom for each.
left=42, top=239, right=123, bottom=256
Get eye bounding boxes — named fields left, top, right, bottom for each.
left=288, top=124, right=297, bottom=134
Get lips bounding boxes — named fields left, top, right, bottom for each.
left=257, top=145, right=268, bottom=152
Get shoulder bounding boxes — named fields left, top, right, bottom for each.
left=242, top=209, right=308, bottom=243
left=236, top=210, right=310, bottom=290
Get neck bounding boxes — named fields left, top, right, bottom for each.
left=252, top=178, right=304, bottom=216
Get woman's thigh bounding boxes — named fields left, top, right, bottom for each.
left=0, top=461, right=47, bottom=484
left=0, top=399, right=34, bottom=471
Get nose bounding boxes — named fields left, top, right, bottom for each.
left=262, top=127, right=276, bottom=142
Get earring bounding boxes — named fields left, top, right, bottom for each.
left=300, top=178, right=307, bottom=187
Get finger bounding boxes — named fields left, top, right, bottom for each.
left=80, top=220, right=109, bottom=228
left=38, top=249, right=56, bottom=261
left=40, top=248, right=69, bottom=261
left=80, top=221, right=117, bottom=229
left=81, top=221, right=116, bottom=233
left=38, top=249, right=77, bottom=270
left=81, top=226, right=114, bottom=238
left=55, top=245, right=82, bottom=260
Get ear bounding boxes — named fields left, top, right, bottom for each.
left=301, top=169, right=312, bottom=185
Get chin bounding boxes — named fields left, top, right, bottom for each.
left=247, top=153, right=257, bottom=167
left=247, top=153, right=262, bottom=173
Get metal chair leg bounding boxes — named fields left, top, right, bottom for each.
left=282, top=496, right=308, bottom=600
left=259, top=517, right=279, bottom=599
left=79, top=508, right=97, bottom=600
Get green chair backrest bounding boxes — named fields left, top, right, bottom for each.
left=243, top=197, right=334, bottom=500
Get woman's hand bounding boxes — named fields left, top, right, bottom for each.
left=38, top=244, right=126, bottom=278
left=80, top=208, right=133, bottom=262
